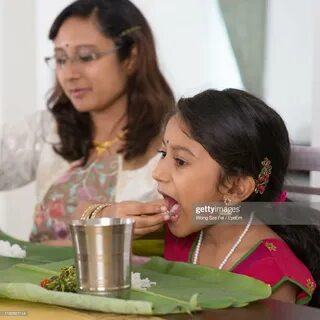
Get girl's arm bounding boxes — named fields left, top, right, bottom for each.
left=74, top=200, right=169, bottom=238
left=270, top=282, right=298, bottom=303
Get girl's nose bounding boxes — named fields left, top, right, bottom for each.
left=152, top=158, right=170, bottom=183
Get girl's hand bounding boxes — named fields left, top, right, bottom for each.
left=99, top=200, right=169, bottom=239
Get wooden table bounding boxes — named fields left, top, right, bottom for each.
left=167, top=300, right=320, bottom=320
left=0, top=298, right=161, bottom=320
left=1, top=298, right=320, bottom=320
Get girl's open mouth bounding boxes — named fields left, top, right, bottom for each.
left=159, top=191, right=181, bottom=223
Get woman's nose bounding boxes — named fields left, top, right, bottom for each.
left=58, top=60, right=82, bottom=81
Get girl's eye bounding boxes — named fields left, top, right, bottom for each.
left=175, top=158, right=186, bottom=167
left=157, top=150, right=166, bottom=158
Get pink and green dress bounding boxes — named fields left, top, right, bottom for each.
left=164, top=229, right=316, bottom=304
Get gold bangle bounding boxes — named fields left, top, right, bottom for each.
left=81, top=204, right=101, bottom=220
left=90, top=203, right=112, bottom=219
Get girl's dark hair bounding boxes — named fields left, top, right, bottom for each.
left=47, top=0, right=175, bottom=164
left=175, top=88, right=320, bottom=307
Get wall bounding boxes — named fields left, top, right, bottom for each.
left=131, top=0, right=242, bottom=99
left=0, top=0, right=4, bottom=228
left=311, top=0, right=320, bottom=188
left=0, top=0, right=37, bottom=239
left=264, top=0, right=314, bottom=145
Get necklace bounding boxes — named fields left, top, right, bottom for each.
left=94, top=133, right=124, bottom=156
left=192, top=212, right=254, bottom=269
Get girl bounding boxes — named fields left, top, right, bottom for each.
left=151, top=89, right=320, bottom=306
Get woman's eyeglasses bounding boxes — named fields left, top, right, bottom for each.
left=44, top=46, right=120, bottom=70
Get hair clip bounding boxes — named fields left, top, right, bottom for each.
left=254, top=157, right=272, bottom=194
left=119, top=26, right=141, bottom=38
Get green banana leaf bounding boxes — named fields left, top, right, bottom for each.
left=0, top=230, right=74, bottom=270
left=0, top=231, right=272, bottom=315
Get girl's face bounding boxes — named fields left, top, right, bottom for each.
left=152, top=115, right=224, bottom=237
left=53, top=16, right=130, bottom=113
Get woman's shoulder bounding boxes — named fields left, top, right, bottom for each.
left=23, top=109, right=56, bottom=140
left=232, top=238, right=316, bottom=304
left=3, top=109, right=53, bottom=131
left=22, top=109, right=53, bottom=125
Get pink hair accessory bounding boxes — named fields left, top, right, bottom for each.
left=254, top=157, right=272, bottom=194
left=274, top=191, right=287, bottom=203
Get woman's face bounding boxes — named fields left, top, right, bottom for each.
left=53, top=16, right=130, bottom=113
left=152, top=115, right=224, bottom=238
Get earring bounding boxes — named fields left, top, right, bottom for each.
left=127, top=65, right=134, bottom=75
left=223, top=196, right=232, bottom=206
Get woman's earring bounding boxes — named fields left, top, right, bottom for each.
left=223, top=196, right=232, bottom=206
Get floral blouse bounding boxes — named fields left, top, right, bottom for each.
left=30, top=152, right=119, bottom=241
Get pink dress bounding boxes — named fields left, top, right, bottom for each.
left=164, top=228, right=316, bottom=304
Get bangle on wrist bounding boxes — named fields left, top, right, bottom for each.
left=81, top=203, right=112, bottom=220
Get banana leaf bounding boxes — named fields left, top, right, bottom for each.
left=0, top=230, right=74, bottom=270
left=0, top=257, right=271, bottom=315
left=0, top=231, right=271, bottom=315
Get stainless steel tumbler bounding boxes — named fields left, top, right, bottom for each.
left=70, top=217, right=134, bottom=299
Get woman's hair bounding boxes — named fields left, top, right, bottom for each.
left=174, top=88, right=320, bottom=307
left=47, top=0, right=175, bottom=164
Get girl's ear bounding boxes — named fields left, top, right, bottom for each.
left=223, top=176, right=256, bottom=203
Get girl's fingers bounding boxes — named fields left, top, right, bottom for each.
left=133, top=212, right=170, bottom=228
left=100, top=201, right=168, bottom=219
left=146, top=199, right=167, bottom=206
left=116, top=201, right=167, bottom=216
left=138, top=202, right=168, bottom=215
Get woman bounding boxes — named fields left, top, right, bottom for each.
left=0, top=0, right=174, bottom=254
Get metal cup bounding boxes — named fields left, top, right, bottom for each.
left=69, top=217, right=134, bottom=299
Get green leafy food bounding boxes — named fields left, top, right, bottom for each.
left=40, top=265, right=77, bottom=292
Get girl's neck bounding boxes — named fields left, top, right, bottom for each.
left=203, top=217, right=280, bottom=248
left=203, top=223, right=249, bottom=248
left=90, top=94, right=128, bottom=142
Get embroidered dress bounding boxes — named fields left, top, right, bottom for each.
left=164, top=229, right=316, bottom=304
left=30, top=153, right=119, bottom=242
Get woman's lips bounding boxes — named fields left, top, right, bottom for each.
left=69, top=88, right=91, bottom=99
